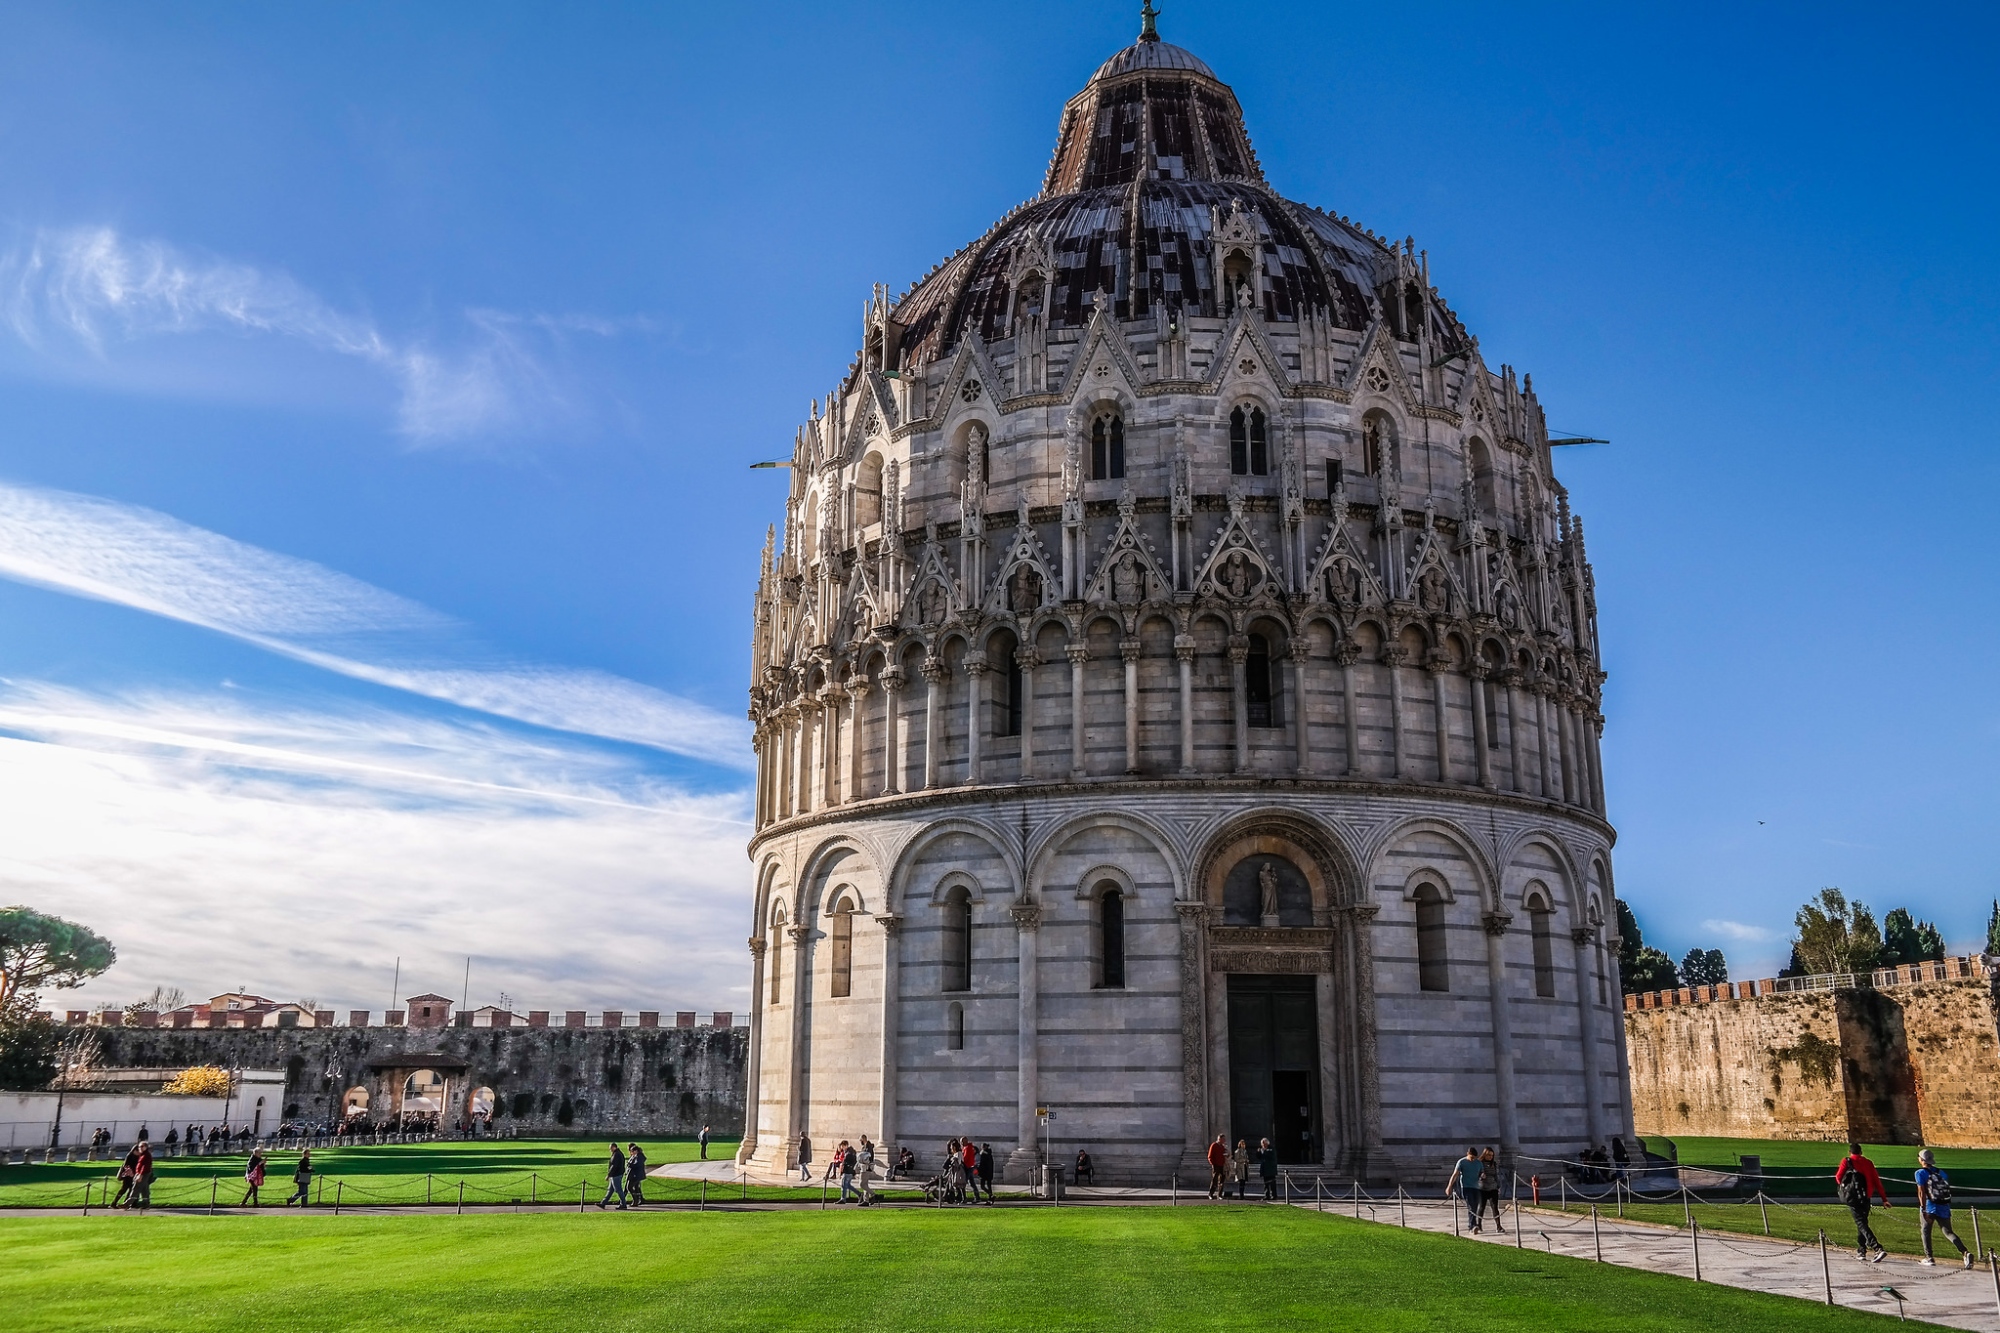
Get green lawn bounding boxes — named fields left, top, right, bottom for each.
left=1546, top=1196, right=1999, bottom=1261
left=1638, top=1136, right=2000, bottom=1198
left=0, top=1207, right=1911, bottom=1332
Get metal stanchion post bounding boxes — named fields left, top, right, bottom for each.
left=701, top=1177, right=707, bottom=1211
left=81, top=1181, right=91, bottom=1216
left=1398, top=1184, right=1406, bottom=1228
left=335, top=1181, right=342, bottom=1215
left=1452, top=1190, right=1460, bottom=1237
left=531, top=1173, right=537, bottom=1205
left=1691, top=1217, right=1701, bottom=1283
left=209, top=1175, right=217, bottom=1215
left=1171, top=1173, right=1177, bottom=1206
left=1560, top=1176, right=1567, bottom=1212
left=1353, top=1179, right=1361, bottom=1220
left=1316, top=1176, right=1322, bottom=1211
left=1682, top=1185, right=1691, bottom=1229
left=1820, top=1230, right=1833, bottom=1306
left=1758, top=1190, right=1769, bottom=1236
left=1988, top=1252, right=1998, bottom=1321
left=1592, top=1204, right=1602, bottom=1262
left=1513, top=1174, right=1523, bottom=1249
left=426, top=1174, right=433, bottom=1206
left=1970, top=1206, right=1981, bottom=1261
left=579, top=1180, right=587, bottom=1213
left=457, top=1180, right=464, bottom=1215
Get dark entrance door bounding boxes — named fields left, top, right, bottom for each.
left=1226, top=974, right=1322, bottom=1164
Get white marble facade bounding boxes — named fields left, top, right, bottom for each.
left=743, top=21, right=1633, bottom=1183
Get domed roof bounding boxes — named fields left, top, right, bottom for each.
left=887, top=23, right=1465, bottom=369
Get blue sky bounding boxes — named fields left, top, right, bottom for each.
left=0, top=2, right=1994, bottom=1012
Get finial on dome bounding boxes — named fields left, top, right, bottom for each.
left=1139, top=0, right=1160, bottom=41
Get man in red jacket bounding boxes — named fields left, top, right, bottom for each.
left=1206, top=1134, right=1230, bottom=1199
left=1835, top=1142, right=1890, bottom=1262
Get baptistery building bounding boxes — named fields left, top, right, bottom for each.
left=743, top=15, right=1632, bottom=1182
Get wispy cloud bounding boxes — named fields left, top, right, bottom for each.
left=0, top=480, right=750, bottom=768
left=0, top=681, right=752, bottom=1014
left=0, top=225, right=637, bottom=440
left=1700, top=918, right=1780, bottom=944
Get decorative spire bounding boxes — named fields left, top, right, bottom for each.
left=1139, top=0, right=1160, bottom=41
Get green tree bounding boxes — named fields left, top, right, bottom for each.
left=1987, top=900, right=1999, bottom=956
left=1790, top=888, right=1882, bottom=976
left=0, top=1004, right=61, bottom=1091
left=1881, top=909, right=1946, bottom=966
left=1680, top=948, right=1728, bottom=987
left=0, top=907, right=116, bottom=1012
left=1615, top=899, right=1680, bottom=993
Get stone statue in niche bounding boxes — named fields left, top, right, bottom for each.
left=1258, top=862, right=1280, bottom=925
left=1496, top=582, right=1520, bottom=629
left=917, top=580, right=947, bottom=626
left=1221, top=551, right=1257, bottom=600
left=1327, top=560, right=1363, bottom=608
left=1008, top=564, right=1042, bottom=616
left=1417, top=565, right=1448, bottom=614
left=1112, top=551, right=1146, bottom=604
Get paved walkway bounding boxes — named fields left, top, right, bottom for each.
left=1335, top=1193, right=2000, bottom=1331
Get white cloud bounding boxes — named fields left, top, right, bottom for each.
left=1700, top=918, right=1780, bottom=944
left=0, top=681, right=753, bottom=1016
left=0, top=225, right=627, bottom=441
left=0, top=480, right=751, bottom=769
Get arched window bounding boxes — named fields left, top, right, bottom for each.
left=1222, top=249, right=1254, bottom=305
left=1414, top=885, right=1449, bottom=993
left=1249, top=407, right=1268, bottom=476
left=1467, top=438, right=1497, bottom=517
left=1096, top=885, right=1126, bottom=989
left=1529, top=895, right=1556, bottom=998
left=855, top=453, right=884, bottom=527
left=1362, top=417, right=1387, bottom=478
left=1230, top=407, right=1248, bottom=475
left=342, top=1086, right=370, bottom=1116
left=1246, top=632, right=1280, bottom=727
left=1090, top=413, right=1125, bottom=480
left=468, top=1086, right=495, bottom=1117
left=941, top=887, right=972, bottom=993
left=946, top=1000, right=965, bottom=1051
left=830, top=895, right=855, bottom=999
left=769, top=907, right=787, bottom=1006
left=991, top=631, right=1022, bottom=738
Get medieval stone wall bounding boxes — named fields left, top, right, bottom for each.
left=1625, top=965, right=1997, bottom=1147
left=89, top=1024, right=747, bottom=1138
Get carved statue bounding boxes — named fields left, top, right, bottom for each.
left=1258, top=862, right=1280, bottom=922
left=1417, top=565, right=1448, bottom=614
left=1221, top=551, right=1256, bottom=600
left=1008, top=564, right=1042, bottom=615
left=1112, top=551, right=1146, bottom=604
left=1496, top=582, right=1520, bottom=629
left=917, top=580, right=947, bottom=626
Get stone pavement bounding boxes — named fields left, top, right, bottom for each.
left=1324, top=1192, right=2000, bottom=1331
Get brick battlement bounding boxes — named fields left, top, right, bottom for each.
left=1622, top=955, right=1991, bottom=1011
left=55, top=1007, right=739, bottom=1031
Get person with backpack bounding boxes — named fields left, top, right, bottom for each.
left=1257, top=1137, right=1279, bottom=1201
left=1913, top=1148, right=1972, bottom=1268
left=625, top=1143, right=647, bottom=1207
left=977, top=1143, right=994, bottom=1205
left=109, top=1144, right=140, bottom=1208
left=242, top=1148, right=268, bottom=1206
left=599, top=1141, right=628, bottom=1209
left=796, top=1133, right=813, bottom=1182
left=1445, top=1147, right=1485, bottom=1233
left=1834, top=1143, right=1889, bottom=1262
left=286, top=1149, right=313, bottom=1207
left=838, top=1141, right=859, bottom=1203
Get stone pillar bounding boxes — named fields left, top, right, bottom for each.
left=1228, top=637, right=1249, bottom=772
left=845, top=678, right=870, bottom=803
left=1469, top=664, right=1495, bottom=790
left=1482, top=911, right=1521, bottom=1155
left=819, top=686, right=842, bottom=806
left=780, top=706, right=799, bottom=820
left=1535, top=685, right=1555, bottom=798
left=921, top=656, right=945, bottom=790
left=1571, top=927, right=1605, bottom=1146
left=1174, top=901, right=1212, bottom=1176
left=783, top=922, right=813, bottom=1163
left=1428, top=657, right=1451, bottom=783
left=879, top=669, right=904, bottom=796
left=875, top=914, right=903, bottom=1154
left=1556, top=693, right=1577, bottom=805
left=1386, top=650, right=1407, bottom=781
left=738, top=934, right=767, bottom=1165
left=964, top=659, right=987, bottom=785
left=1589, top=713, right=1607, bottom=813
left=1290, top=643, right=1311, bottom=775
left=797, top=700, right=819, bottom=814
left=1606, top=936, right=1636, bottom=1138
left=1120, top=638, right=1142, bottom=774
left=1067, top=644, right=1089, bottom=778
left=1337, top=645, right=1360, bottom=776
left=1341, top=903, right=1384, bottom=1175
left=1004, top=900, right=1043, bottom=1181
left=1175, top=637, right=1196, bottom=774
left=1017, top=647, right=1040, bottom=779
left=1505, top=676, right=1527, bottom=794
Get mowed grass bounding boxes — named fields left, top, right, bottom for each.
left=0, top=1207, right=1910, bottom=1333
left=1637, top=1136, right=2000, bottom=1197
left=0, top=1137, right=850, bottom=1209
left=1550, top=1197, right=1998, bottom=1261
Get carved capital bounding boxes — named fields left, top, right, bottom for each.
left=1014, top=647, right=1042, bottom=669
left=1467, top=660, right=1490, bottom=681
left=1066, top=645, right=1091, bottom=665
left=1119, top=638, right=1142, bottom=663
left=920, top=656, right=947, bottom=684
left=1332, top=642, right=1361, bottom=668
left=880, top=667, right=906, bottom=693
left=875, top=913, right=904, bottom=937
left=962, top=659, right=989, bottom=679
left=747, top=936, right=768, bottom=958
left=786, top=924, right=813, bottom=946
left=1481, top=911, right=1513, bottom=938
left=1425, top=652, right=1452, bottom=674
left=1173, top=636, right=1196, bottom=663
left=1009, top=901, right=1042, bottom=931
left=1174, top=900, right=1212, bottom=926
left=1571, top=927, right=1599, bottom=948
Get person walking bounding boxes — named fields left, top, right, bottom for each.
left=1206, top=1134, right=1230, bottom=1199
left=242, top=1149, right=267, bottom=1206
left=1913, top=1148, right=1971, bottom=1267
left=1232, top=1139, right=1250, bottom=1200
left=110, top=1144, right=140, bottom=1208
left=1835, top=1142, right=1889, bottom=1262
left=129, top=1142, right=156, bottom=1209
left=857, top=1136, right=876, bottom=1206
left=962, top=1138, right=986, bottom=1203
left=626, top=1143, right=648, bottom=1207
left=1446, top=1147, right=1485, bottom=1233
left=836, top=1141, right=859, bottom=1203
left=286, top=1149, right=313, bottom=1207
left=1258, top=1138, right=1279, bottom=1201
left=796, top=1133, right=813, bottom=1183
left=1478, top=1147, right=1505, bottom=1233
left=599, top=1141, right=628, bottom=1209
left=977, top=1144, right=995, bottom=1206
left=699, top=1124, right=711, bottom=1160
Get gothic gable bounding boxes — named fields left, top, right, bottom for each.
left=1192, top=496, right=1284, bottom=605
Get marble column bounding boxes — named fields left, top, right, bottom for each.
left=1017, top=647, right=1040, bottom=779
left=879, top=669, right=904, bottom=796
left=1228, top=638, right=1249, bottom=772
left=1004, top=900, right=1043, bottom=1180
left=1290, top=643, right=1311, bottom=775
left=1469, top=664, right=1495, bottom=790
left=1341, top=903, right=1384, bottom=1175
left=1428, top=659, right=1451, bottom=783
left=1067, top=644, right=1089, bottom=778
left=845, top=678, right=870, bottom=803
left=1175, top=637, right=1196, bottom=774
left=875, top=914, right=903, bottom=1153
left=1571, top=927, right=1605, bottom=1146
left=783, top=922, right=813, bottom=1163
left=921, top=656, right=945, bottom=790
left=1386, top=650, right=1407, bottom=781
left=1337, top=645, right=1360, bottom=776
left=1556, top=693, right=1577, bottom=805
left=964, top=660, right=987, bottom=785
left=797, top=701, right=819, bottom=815
left=1120, top=638, right=1142, bottom=774
left=739, top=935, right=767, bottom=1165
left=1482, top=911, right=1521, bottom=1155
left=1535, top=685, right=1555, bottom=798
left=1505, top=676, right=1527, bottom=794
left=1174, top=901, right=1212, bottom=1175
left=819, top=686, right=842, bottom=807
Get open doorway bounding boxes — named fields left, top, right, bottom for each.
left=1226, top=974, right=1322, bottom=1164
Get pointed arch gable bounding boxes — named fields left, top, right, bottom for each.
left=1190, top=807, right=1361, bottom=911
